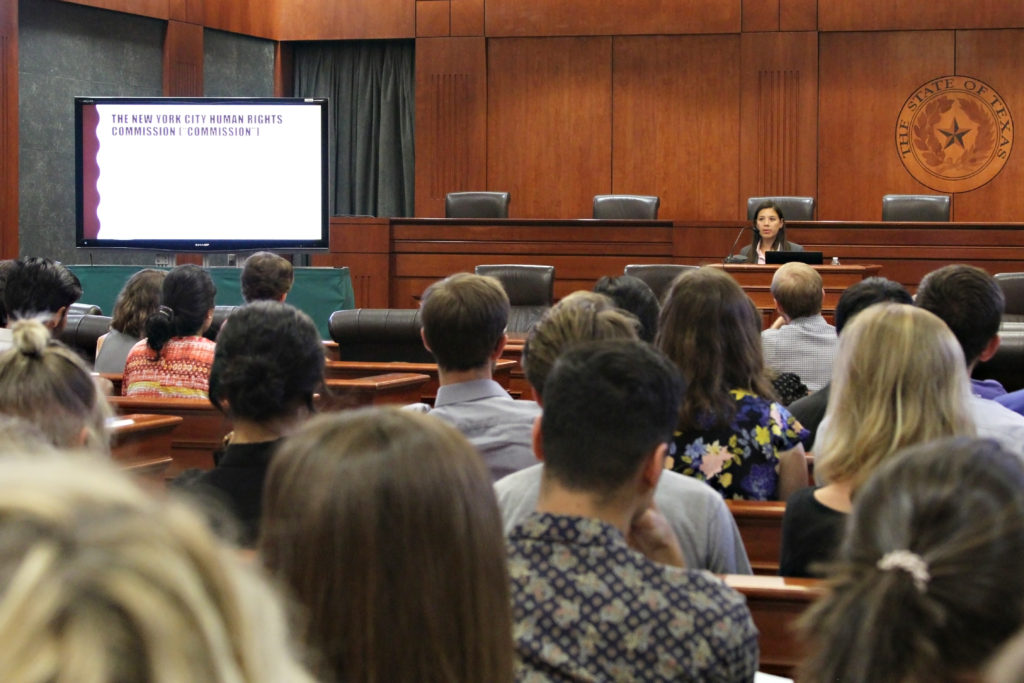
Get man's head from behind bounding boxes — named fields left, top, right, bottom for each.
left=2, top=258, right=82, bottom=331
left=539, top=339, right=683, bottom=499
left=241, top=252, right=294, bottom=303
left=420, top=273, right=510, bottom=371
left=834, top=276, right=913, bottom=335
left=915, top=264, right=1004, bottom=367
left=770, top=262, right=823, bottom=320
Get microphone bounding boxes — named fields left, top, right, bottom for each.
left=724, top=225, right=751, bottom=264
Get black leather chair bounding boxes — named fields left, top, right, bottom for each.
left=995, top=272, right=1024, bottom=324
left=59, top=314, right=112, bottom=364
left=68, top=302, right=103, bottom=316
left=593, top=195, right=660, bottom=219
left=327, top=308, right=433, bottom=362
left=623, top=264, right=697, bottom=302
left=881, top=194, right=950, bottom=222
left=203, top=305, right=238, bottom=341
left=445, top=191, right=511, bottom=219
left=974, top=322, right=1024, bottom=392
left=746, top=196, right=816, bottom=221
left=474, top=264, right=554, bottom=333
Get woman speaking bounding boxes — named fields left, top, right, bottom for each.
left=740, top=200, right=804, bottom=263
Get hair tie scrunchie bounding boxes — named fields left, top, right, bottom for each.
left=877, top=550, right=930, bottom=593
left=158, top=305, right=175, bottom=321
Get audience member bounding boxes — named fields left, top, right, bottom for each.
left=0, top=456, right=313, bottom=682
left=176, top=302, right=325, bottom=546
left=657, top=266, right=808, bottom=501
left=592, top=274, right=660, bottom=342
left=915, top=264, right=1024, bottom=457
left=261, top=408, right=513, bottom=683
left=122, top=264, right=216, bottom=398
left=798, top=437, right=1024, bottom=683
left=508, top=340, right=758, bottom=680
left=780, top=304, right=974, bottom=577
left=0, top=259, right=15, bottom=329
left=94, top=268, right=166, bottom=374
left=241, top=251, right=294, bottom=303
left=0, top=257, right=82, bottom=349
left=417, top=272, right=540, bottom=481
left=761, top=261, right=837, bottom=391
left=497, top=292, right=751, bottom=574
left=787, top=276, right=913, bottom=450
left=0, top=319, right=110, bottom=454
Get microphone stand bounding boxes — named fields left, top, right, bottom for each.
left=724, top=226, right=751, bottom=264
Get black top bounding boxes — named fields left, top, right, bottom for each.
left=174, top=439, right=282, bottom=547
left=779, top=486, right=847, bottom=578
left=788, top=382, right=831, bottom=451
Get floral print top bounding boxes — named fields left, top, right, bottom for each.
left=668, top=389, right=808, bottom=501
left=508, top=513, right=759, bottom=682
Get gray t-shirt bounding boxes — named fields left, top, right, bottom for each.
left=94, top=329, right=141, bottom=374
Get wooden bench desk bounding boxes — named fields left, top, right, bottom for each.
left=322, top=373, right=430, bottom=408
left=324, top=359, right=516, bottom=403
left=727, top=500, right=786, bottom=576
left=109, top=413, right=181, bottom=483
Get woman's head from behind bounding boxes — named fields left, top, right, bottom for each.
left=209, top=301, right=325, bottom=427
left=817, top=303, right=973, bottom=488
left=800, top=437, right=1024, bottom=683
left=111, top=268, right=166, bottom=338
left=0, top=456, right=312, bottom=683
left=656, top=266, right=773, bottom=428
left=145, top=264, right=216, bottom=354
left=260, top=407, right=513, bottom=683
left=0, top=319, right=110, bottom=453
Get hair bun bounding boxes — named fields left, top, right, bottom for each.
left=10, top=319, right=50, bottom=357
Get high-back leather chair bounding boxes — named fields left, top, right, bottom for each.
left=327, top=308, right=433, bottom=362
left=746, top=196, right=816, bottom=221
left=474, top=264, right=554, bottom=333
left=881, top=194, right=950, bottom=222
left=996, top=272, right=1024, bottom=324
left=59, top=314, right=112, bottom=364
left=623, top=264, right=698, bottom=302
left=593, top=195, right=660, bottom=219
left=203, top=305, right=238, bottom=341
left=445, top=191, right=511, bottom=219
left=68, top=302, right=103, bottom=316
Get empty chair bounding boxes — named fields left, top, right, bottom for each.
left=474, top=264, right=554, bottom=333
left=746, top=196, right=816, bottom=221
left=59, top=314, right=112, bottom=364
left=881, top=194, right=950, bottom=222
left=327, top=308, right=433, bottom=362
left=445, top=191, right=511, bottom=219
left=593, top=195, right=660, bottom=220
left=623, top=264, right=698, bottom=302
left=995, top=273, right=1024, bottom=324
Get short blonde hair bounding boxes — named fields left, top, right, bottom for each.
left=0, top=456, right=313, bottom=683
left=817, top=304, right=974, bottom=488
left=771, top=262, right=823, bottom=319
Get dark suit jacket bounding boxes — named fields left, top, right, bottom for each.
left=739, top=241, right=804, bottom=261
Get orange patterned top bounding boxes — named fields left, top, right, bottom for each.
left=122, top=336, right=216, bottom=399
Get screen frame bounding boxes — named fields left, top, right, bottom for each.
left=75, top=96, right=330, bottom=252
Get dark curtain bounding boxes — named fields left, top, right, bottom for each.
left=294, top=41, right=415, bottom=217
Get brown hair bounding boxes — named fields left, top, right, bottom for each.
left=420, top=272, right=510, bottom=371
left=111, top=269, right=166, bottom=337
left=655, top=267, right=775, bottom=429
left=241, top=252, right=294, bottom=303
left=770, top=261, right=823, bottom=319
left=260, top=408, right=513, bottom=683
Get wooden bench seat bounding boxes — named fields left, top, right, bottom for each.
left=727, top=500, right=786, bottom=575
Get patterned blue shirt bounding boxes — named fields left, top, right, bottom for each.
left=508, top=513, right=759, bottom=682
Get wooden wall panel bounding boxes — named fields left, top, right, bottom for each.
left=612, top=36, right=741, bottom=221
left=739, top=32, right=817, bottom=220
left=451, top=0, right=483, bottom=36
left=1, top=0, right=16, bottom=257
left=950, top=30, right=1024, bottom=222
left=163, top=20, right=203, bottom=96
left=780, top=0, right=815, bottom=31
left=487, top=38, right=612, bottom=219
left=202, top=0, right=277, bottom=39
left=414, top=37, right=488, bottom=217
left=743, top=0, right=779, bottom=32
left=60, top=0, right=168, bottom=20
left=275, top=0, right=414, bottom=40
left=818, top=32, right=953, bottom=220
left=485, top=0, right=740, bottom=37
left=416, top=1, right=450, bottom=37
left=820, top=0, right=1024, bottom=31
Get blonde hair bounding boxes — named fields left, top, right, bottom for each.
left=770, top=261, right=823, bottom=319
left=817, top=304, right=974, bottom=488
left=0, top=456, right=314, bottom=683
left=0, top=319, right=111, bottom=453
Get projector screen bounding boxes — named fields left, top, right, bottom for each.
left=76, top=97, right=329, bottom=251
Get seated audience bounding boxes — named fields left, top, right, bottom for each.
left=0, top=257, right=83, bottom=350
left=122, top=264, right=216, bottom=398
left=508, top=340, right=758, bottom=679
left=592, top=274, right=660, bottom=342
left=497, top=291, right=752, bottom=574
left=657, top=266, right=808, bottom=501
left=417, top=272, right=540, bottom=481
left=787, top=276, right=913, bottom=450
left=761, top=261, right=837, bottom=391
left=176, top=302, right=325, bottom=546
left=260, top=408, right=512, bottom=683
left=94, top=268, right=166, bottom=374
left=0, top=456, right=313, bottom=682
left=0, top=319, right=110, bottom=454
left=798, top=437, right=1024, bottom=683
left=915, top=264, right=1024, bottom=457
left=780, top=304, right=973, bottom=577
left=241, top=251, right=294, bottom=303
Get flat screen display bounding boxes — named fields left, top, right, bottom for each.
left=76, top=97, right=329, bottom=251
